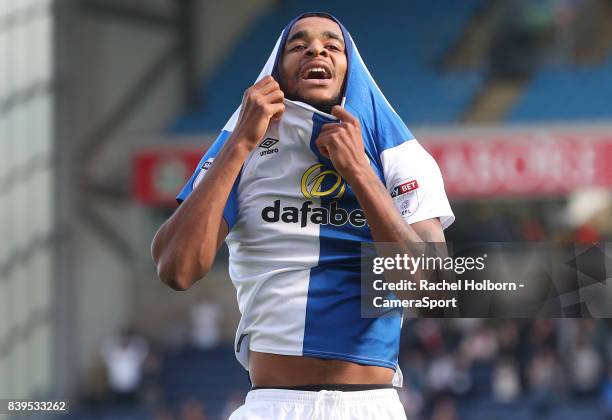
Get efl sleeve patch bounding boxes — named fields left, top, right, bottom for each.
left=380, top=140, right=455, bottom=229
left=390, top=179, right=419, bottom=197
left=390, top=178, right=420, bottom=217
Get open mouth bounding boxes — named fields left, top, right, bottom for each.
left=301, top=63, right=332, bottom=80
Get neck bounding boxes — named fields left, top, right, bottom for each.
left=284, top=93, right=340, bottom=115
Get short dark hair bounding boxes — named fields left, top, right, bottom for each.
left=296, top=12, right=336, bottom=22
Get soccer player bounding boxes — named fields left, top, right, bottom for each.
left=151, top=12, right=454, bottom=419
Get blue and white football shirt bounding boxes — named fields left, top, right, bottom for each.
left=177, top=13, right=454, bottom=387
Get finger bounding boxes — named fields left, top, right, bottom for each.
left=254, top=75, right=276, bottom=88
left=258, top=77, right=280, bottom=95
left=315, top=135, right=334, bottom=158
left=317, top=131, right=343, bottom=147
left=260, top=81, right=281, bottom=96
left=317, top=140, right=330, bottom=159
left=251, top=77, right=274, bottom=94
left=270, top=102, right=285, bottom=121
left=266, top=102, right=285, bottom=119
left=319, top=122, right=345, bottom=132
left=331, top=105, right=358, bottom=125
left=319, top=146, right=329, bottom=159
left=264, top=89, right=284, bottom=104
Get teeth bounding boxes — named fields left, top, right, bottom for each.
left=305, top=67, right=329, bottom=79
left=308, top=68, right=325, bottom=75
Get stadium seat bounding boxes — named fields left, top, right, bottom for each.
left=507, top=55, right=612, bottom=122
left=171, top=0, right=486, bottom=133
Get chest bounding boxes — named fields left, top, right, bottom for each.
left=232, top=104, right=374, bottom=240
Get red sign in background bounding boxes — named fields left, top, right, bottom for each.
left=133, top=131, right=612, bottom=206
left=133, top=146, right=203, bottom=206
left=425, top=133, right=612, bottom=198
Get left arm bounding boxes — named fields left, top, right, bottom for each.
left=316, top=107, right=448, bottom=313
left=315, top=106, right=446, bottom=247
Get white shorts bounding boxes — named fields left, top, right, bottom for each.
left=228, top=388, right=408, bottom=420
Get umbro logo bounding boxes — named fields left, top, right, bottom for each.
left=259, top=137, right=279, bottom=157
left=259, top=137, right=279, bottom=149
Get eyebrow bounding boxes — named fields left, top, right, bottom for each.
left=286, top=29, right=345, bottom=46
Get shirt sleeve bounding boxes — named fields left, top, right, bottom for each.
left=379, top=139, right=454, bottom=229
left=176, top=130, right=240, bottom=229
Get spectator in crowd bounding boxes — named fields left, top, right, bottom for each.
left=415, top=319, right=446, bottom=354
left=528, top=320, right=557, bottom=353
left=86, top=318, right=609, bottom=418
left=459, top=325, right=498, bottom=363
left=495, top=321, right=521, bottom=358
left=569, top=339, right=604, bottom=398
left=430, top=396, right=458, bottom=420
left=492, top=357, right=521, bottom=402
left=190, top=298, right=222, bottom=349
left=526, top=348, right=560, bottom=414
left=179, top=398, right=208, bottom=420
left=426, top=354, right=457, bottom=398
left=101, top=328, right=149, bottom=405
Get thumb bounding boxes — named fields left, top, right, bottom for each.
left=331, top=105, right=357, bottom=124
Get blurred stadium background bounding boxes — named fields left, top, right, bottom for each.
left=1, top=0, right=612, bottom=419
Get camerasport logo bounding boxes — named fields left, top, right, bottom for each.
left=259, top=137, right=279, bottom=157
left=260, top=163, right=366, bottom=228
left=193, top=158, right=214, bottom=188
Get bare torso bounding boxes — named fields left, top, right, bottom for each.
left=249, top=351, right=395, bottom=387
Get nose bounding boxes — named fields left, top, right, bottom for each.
left=306, top=41, right=328, bottom=57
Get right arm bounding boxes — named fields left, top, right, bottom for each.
left=151, top=76, right=285, bottom=290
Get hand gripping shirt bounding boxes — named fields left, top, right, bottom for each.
left=176, top=13, right=454, bottom=387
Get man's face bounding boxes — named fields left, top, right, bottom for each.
left=279, top=17, right=347, bottom=113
